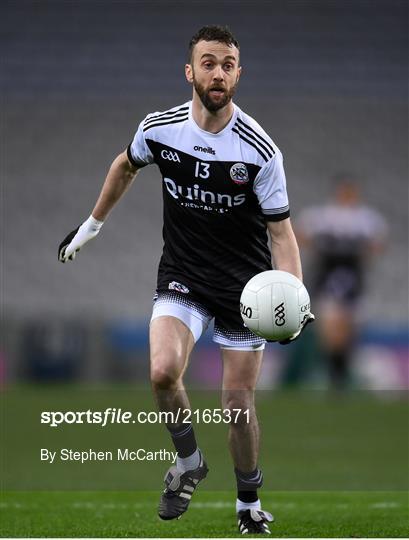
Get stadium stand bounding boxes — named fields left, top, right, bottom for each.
left=2, top=0, right=407, bottom=383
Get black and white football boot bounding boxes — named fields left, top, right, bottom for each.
left=158, top=453, right=208, bottom=520
left=237, top=509, right=274, bottom=534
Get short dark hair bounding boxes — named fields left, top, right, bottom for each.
left=188, top=25, right=240, bottom=61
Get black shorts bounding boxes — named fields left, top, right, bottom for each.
left=314, top=267, right=363, bottom=306
left=151, top=280, right=265, bottom=350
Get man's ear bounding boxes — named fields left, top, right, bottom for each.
left=185, top=63, right=194, bottom=83
left=236, top=65, right=242, bottom=83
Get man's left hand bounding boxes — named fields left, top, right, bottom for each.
left=279, top=312, right=315, bottom=345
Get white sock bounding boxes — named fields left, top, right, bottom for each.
left=176, top=448, right=201, bottom=472
left=236, top=498, right=261, bottom=513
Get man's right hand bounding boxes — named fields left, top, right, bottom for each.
left=58, top=215, right=103, bottom=262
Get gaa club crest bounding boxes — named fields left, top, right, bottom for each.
left=230, top=163, right=249, bottom=185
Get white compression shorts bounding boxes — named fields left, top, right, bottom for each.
left=151, top=292, right=265, bottom=351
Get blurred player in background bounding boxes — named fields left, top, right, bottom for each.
left=296, top=175, right=387, bottom=389
left=58, top=25, right=313, bottom=534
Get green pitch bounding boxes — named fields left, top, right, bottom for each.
left=2, top=387, right=408, bottom=536
left=1, top=490, right=407, bottom=537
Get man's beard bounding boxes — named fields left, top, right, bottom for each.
left=193, top=77, right=237, bottom=112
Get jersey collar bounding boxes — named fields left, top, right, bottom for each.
left=188, top=100, right=238, bottom=138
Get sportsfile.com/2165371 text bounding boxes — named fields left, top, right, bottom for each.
left=40, top=408, right=250, bottom=427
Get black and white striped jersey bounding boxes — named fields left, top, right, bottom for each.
left=127, top=101, right=290, bottom=293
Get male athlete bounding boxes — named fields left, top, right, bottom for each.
left=296, top=176, right=386, bottom=389
left=59, top=26, right=313, bottom=534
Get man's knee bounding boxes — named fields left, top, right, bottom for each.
left=150, top=316, right=194, bottom=390
left=222, top=390, right=256, bottom=426
left=150, top=353, right=184, bottom=389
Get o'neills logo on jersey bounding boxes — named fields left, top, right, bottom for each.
left=164, top=177, right=246, bottom=207
left=194, top=145, right=215, bottom=155
left=230, top=163, right=249, bottom=185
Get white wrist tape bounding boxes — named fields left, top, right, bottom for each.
left=63, top=215, right=104, bottom=259
left=86, top=215, right=104, bottom=233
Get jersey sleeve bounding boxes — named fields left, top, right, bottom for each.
left=126, top=119, right=154, bottom=168
left=362, top=207, right=389, bottom=242
left=253, top=150, right=290, bottom=221
left=296, top=206, right=321, bottom=236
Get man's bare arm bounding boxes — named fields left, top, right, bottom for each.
left=92, top=150, right=139, bottom=221
left=267, top=218, right=316, bottom=344
left=58, top=151, right=139, bottom=262
left=267, top=218, right=302, bottom=281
